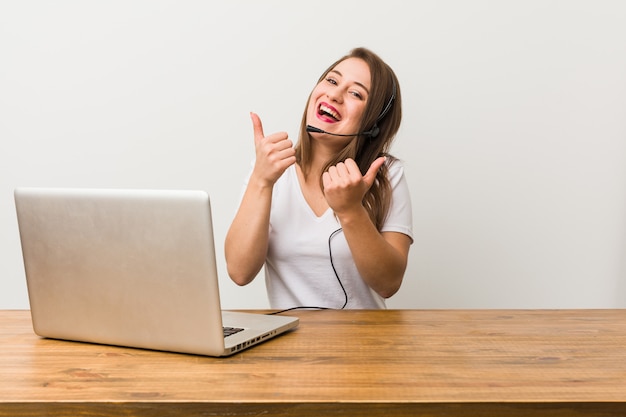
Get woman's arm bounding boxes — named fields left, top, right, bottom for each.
left=224, top=113, right=296, bottom=285
left=336, top=208, right=411, bottom=298
left=322, top=157, right=411, bottom=298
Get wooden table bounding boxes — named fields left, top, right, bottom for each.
left=1, top=309, right=625, bottom=416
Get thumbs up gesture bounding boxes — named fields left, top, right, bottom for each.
left=322, top=157, right=386, bottom=215
left=250, top=112, right=296, bottom=187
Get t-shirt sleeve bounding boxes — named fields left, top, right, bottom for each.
left=381, top=159, right=414, bottom=243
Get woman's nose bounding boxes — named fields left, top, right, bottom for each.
left=326, top=87, right=344, bottom=103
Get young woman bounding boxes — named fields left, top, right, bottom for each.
left=225, top=47, right=413, bottom=309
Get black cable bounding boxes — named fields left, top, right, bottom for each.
left=328, top=228, right=348, bottom=309
left=268, top=306, right=332, bottom=315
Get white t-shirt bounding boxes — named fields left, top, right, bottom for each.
left=243, top=159, right=413, bottom=309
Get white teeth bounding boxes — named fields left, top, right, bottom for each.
left=320, top=104, right=340, bottom=120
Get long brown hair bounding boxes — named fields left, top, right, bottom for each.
left=295, top=47, right=402, bottom=230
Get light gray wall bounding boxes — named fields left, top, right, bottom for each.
left=2, top=1, right=625, bottom=310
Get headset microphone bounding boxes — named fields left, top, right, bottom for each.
left=306, top=124, right=379, bottom=138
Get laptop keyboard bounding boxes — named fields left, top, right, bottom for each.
left=223, top=326, right=244, bottom=337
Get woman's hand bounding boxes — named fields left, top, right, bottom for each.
left=250, top=112, right=296, bottom=187
left=322, top=156, right=385, bottom=216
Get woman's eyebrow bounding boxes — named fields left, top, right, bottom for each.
left=329, top=70, right=370, bottom=94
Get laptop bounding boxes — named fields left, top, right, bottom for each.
left=14, top=187, right=298, bottom=356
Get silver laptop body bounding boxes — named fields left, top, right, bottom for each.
left=14, top=187, right=298, bottom=356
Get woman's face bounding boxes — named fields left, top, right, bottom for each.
left=306, top=57, right=371, bottom=141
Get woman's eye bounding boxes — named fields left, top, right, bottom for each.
left=326, top=77, right=337, bottom=85
left=350, top=91, right=363, bottom=99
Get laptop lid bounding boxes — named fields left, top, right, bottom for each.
left=14, top=187, right=298, bottom=356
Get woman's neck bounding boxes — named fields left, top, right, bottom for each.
left=302, top=141, right=340, bottom=180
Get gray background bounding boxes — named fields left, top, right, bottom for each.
left=2, top=0, right=625, bottom=309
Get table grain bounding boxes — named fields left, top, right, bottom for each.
left=1, top=309, right=625, bottom=416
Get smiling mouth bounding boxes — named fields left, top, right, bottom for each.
left=318, top=104, right=340, bottom=121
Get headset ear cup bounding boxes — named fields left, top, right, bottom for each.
left=368, top=125, right=380, bottom=139
left=368, top=79, right=396, bottom=139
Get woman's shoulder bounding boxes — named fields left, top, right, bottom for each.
left=384, top=155, right=405, bottom=179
